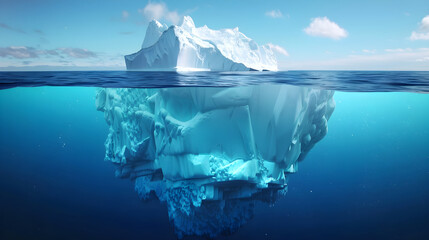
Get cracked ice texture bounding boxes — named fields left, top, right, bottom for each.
left=96, top=85, right=335, bottom=238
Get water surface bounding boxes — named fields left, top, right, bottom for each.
left=0, top=71, right=428, bottom=240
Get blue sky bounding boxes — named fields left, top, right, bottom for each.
left=0, top=0, right=428, bottom=70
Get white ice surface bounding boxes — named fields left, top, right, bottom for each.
left=125, top=16, right=278, bottom=71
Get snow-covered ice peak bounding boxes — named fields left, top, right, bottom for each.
left=125, top=16, right=278, bottom=71
left=180, top=15, right=195, bottom=32
left=141, top=19, right=168, bottom=48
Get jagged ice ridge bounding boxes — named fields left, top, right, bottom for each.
left=125, top=16, right=278, bottom=71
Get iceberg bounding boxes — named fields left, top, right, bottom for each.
left=141, top=19, right=168, bottom=49
left=96, top=85, right=335, bottom=238
left=125, top=16, right=278, bottom=71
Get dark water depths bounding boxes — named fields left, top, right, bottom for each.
left=0, top=71, right=428, bottom=240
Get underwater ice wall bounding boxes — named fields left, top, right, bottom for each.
left=96, top=85, right=335, bottom=238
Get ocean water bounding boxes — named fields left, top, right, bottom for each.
left=0, top=71, right=428, bottom=240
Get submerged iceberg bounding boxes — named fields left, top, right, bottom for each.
left=125, top=16, right=278, bottom=71
left=96, top=85, right=335, bottom=238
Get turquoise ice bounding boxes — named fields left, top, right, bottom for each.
left=96, top=85, right=335, bottom=238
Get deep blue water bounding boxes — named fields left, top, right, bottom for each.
left=1, top=71, right=429, bottom=92
left=0, top=71, right=428, bottom=239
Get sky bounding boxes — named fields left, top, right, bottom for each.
left=0, top=0, right=428, bottom=70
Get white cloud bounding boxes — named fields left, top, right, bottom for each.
left=410, top=32, right=429, bottom=40
left=166, top=11, right=181, bottom=25
left=266, top=10, right=283, bottom=18
left=384, top=48, right=412, bottom=53
left=362, top=49, right=376, bottom=54
left=304, top=17, right=348, bottom=40
left=410, top=15, right=429, bottom=40
left=140, top=2, right=165, bottom=20
left=267, top=43, right=289, bottom=56
left=139, top=2, right=181, bottom=25
left=420, top=15, right=429, bottom=31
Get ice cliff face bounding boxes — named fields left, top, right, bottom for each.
left=141, top=20, right=168, bottom=49
left=125, top=16, right=278, bottom=71
left=96, top=85, right=335, bottom=238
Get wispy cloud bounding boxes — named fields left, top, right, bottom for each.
left=138, top=2, right=181, bottom=25
left=410, top=15, right=429, bottom=40
left=267, top=43, right=289, bottom=56
left=59, top=48, right=97, bottom=58
left=385, top=48, right=412, bottom=53
left=0, top=46, right=97, bottom=59
left=122, top=10, right=130, bottom=20
left=34, top=29, right=44, bottom=35
left=362, top=49, right=376, bottom=54
left=0, top=22, right=26, bottom=34
left=0, top=45, right=127, bottom=70
left=282, top=48, right=429, bottom=70
left=0, top=46, right=38, bottom=58
left=304, top=17, right=348, bottom=40
left=39, top=49, right=59, bottom=56
left=265, top=10, right=283, bottom=18
left=416, top=56, right=429, bottom=62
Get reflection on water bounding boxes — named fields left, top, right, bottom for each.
left=96, top=85, right=335, bottom=238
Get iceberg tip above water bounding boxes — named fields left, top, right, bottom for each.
left=125, top=16, right=278, bottom=71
